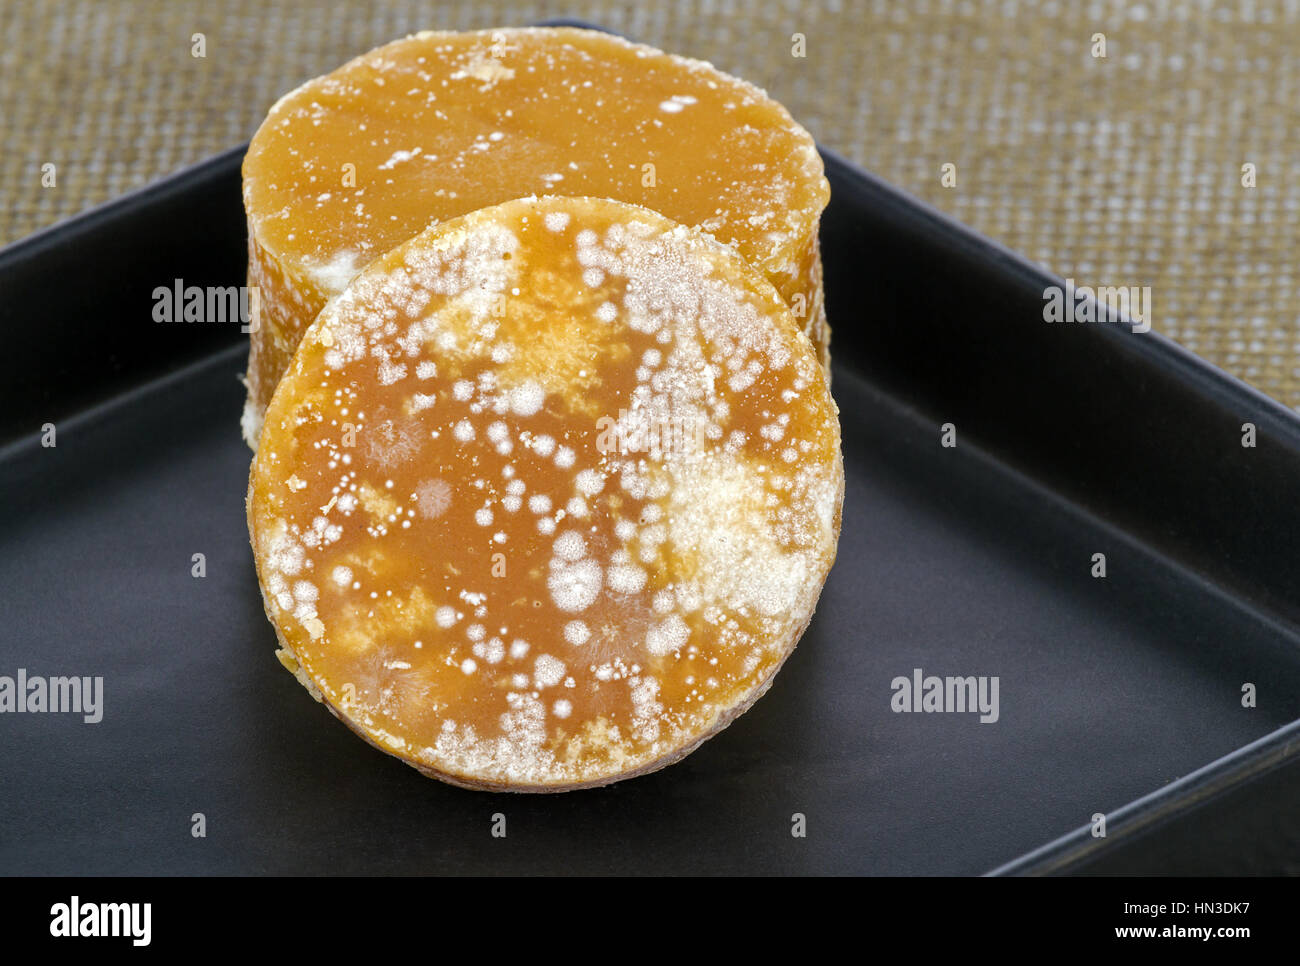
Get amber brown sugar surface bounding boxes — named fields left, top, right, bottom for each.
left=248, top=196, right=843, bottom=791
left=242, top=26, right=830, bottom=446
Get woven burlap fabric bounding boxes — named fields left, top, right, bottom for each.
left=2, top=0, right=1296, bottom=408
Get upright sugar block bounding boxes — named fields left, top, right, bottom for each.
left=247, top=196, right=843, bottom=791
left=241, top=26, right=831, bottom=446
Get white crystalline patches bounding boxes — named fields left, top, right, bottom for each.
left=473, top=637, right=506, bottom=665
left=595, top=302, right=617, bottom=323
left=534, top=655, right=565, bottom=688
left=629, top=676, right=663, bottom=743
left=548, top=558, right=602, bottom=612
left=266, top=528, right=306, bottom=577
left=553, top=699, right=572, bottom=719
left=431, top=686, right=555, bottom=787
left=575, top=469, right=605, bottom=497
left=555, top=446, right=575, bottom=469
left=544, top=211, right=571, bottom=232
left=553, top=531, right=587, bottom=561
left=646, top=614, right=689, bottom=656
left=305, top=250, right=363, bottom=295
left=619, top=468, right=648, bottom=500
left=453, top=419, right=475, bottom=442
left=475, top=507, right=493, bottom=526
left=665, top=454, right=811, bottom=620
left=415, top=478, right=452, bottom=518
left=378, top=147, right=422, bottom=170
left=607, top=562, right=647, bottom=594
left=435, top=606, right=458, bottom=628
left=728, top=368, right=755, bottom=393
left=453, top=380, right=474, bottom=401
left=508, top=381, right=545, bottom=416
left=307, top=515, right=342, bottom=547
left=416, top=361, right=437, bottom=379
left=331, top=565, right=353, bottom=587
left=675, top=584, right=703, bottom=612
left=658, top=94, right=698, bottom=113
left=528, top=494, right=552, bottom=514
left=564, top=621, right=590, bottom=646
left=397, top=225, right=520, bottom=327
left=291, top=580, right=318, bottom=623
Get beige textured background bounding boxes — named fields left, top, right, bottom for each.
left=2, top=0, right=1297, bottom=409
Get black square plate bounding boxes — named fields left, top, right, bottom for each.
left=2, top=64, right=1298, bottom=877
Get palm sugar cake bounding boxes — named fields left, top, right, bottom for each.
left=247, top=195, right=843, bottom=790
left=241, top=26, right=831, bottom=447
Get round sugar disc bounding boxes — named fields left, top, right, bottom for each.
left=249, top=195, right=843, bottom=790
